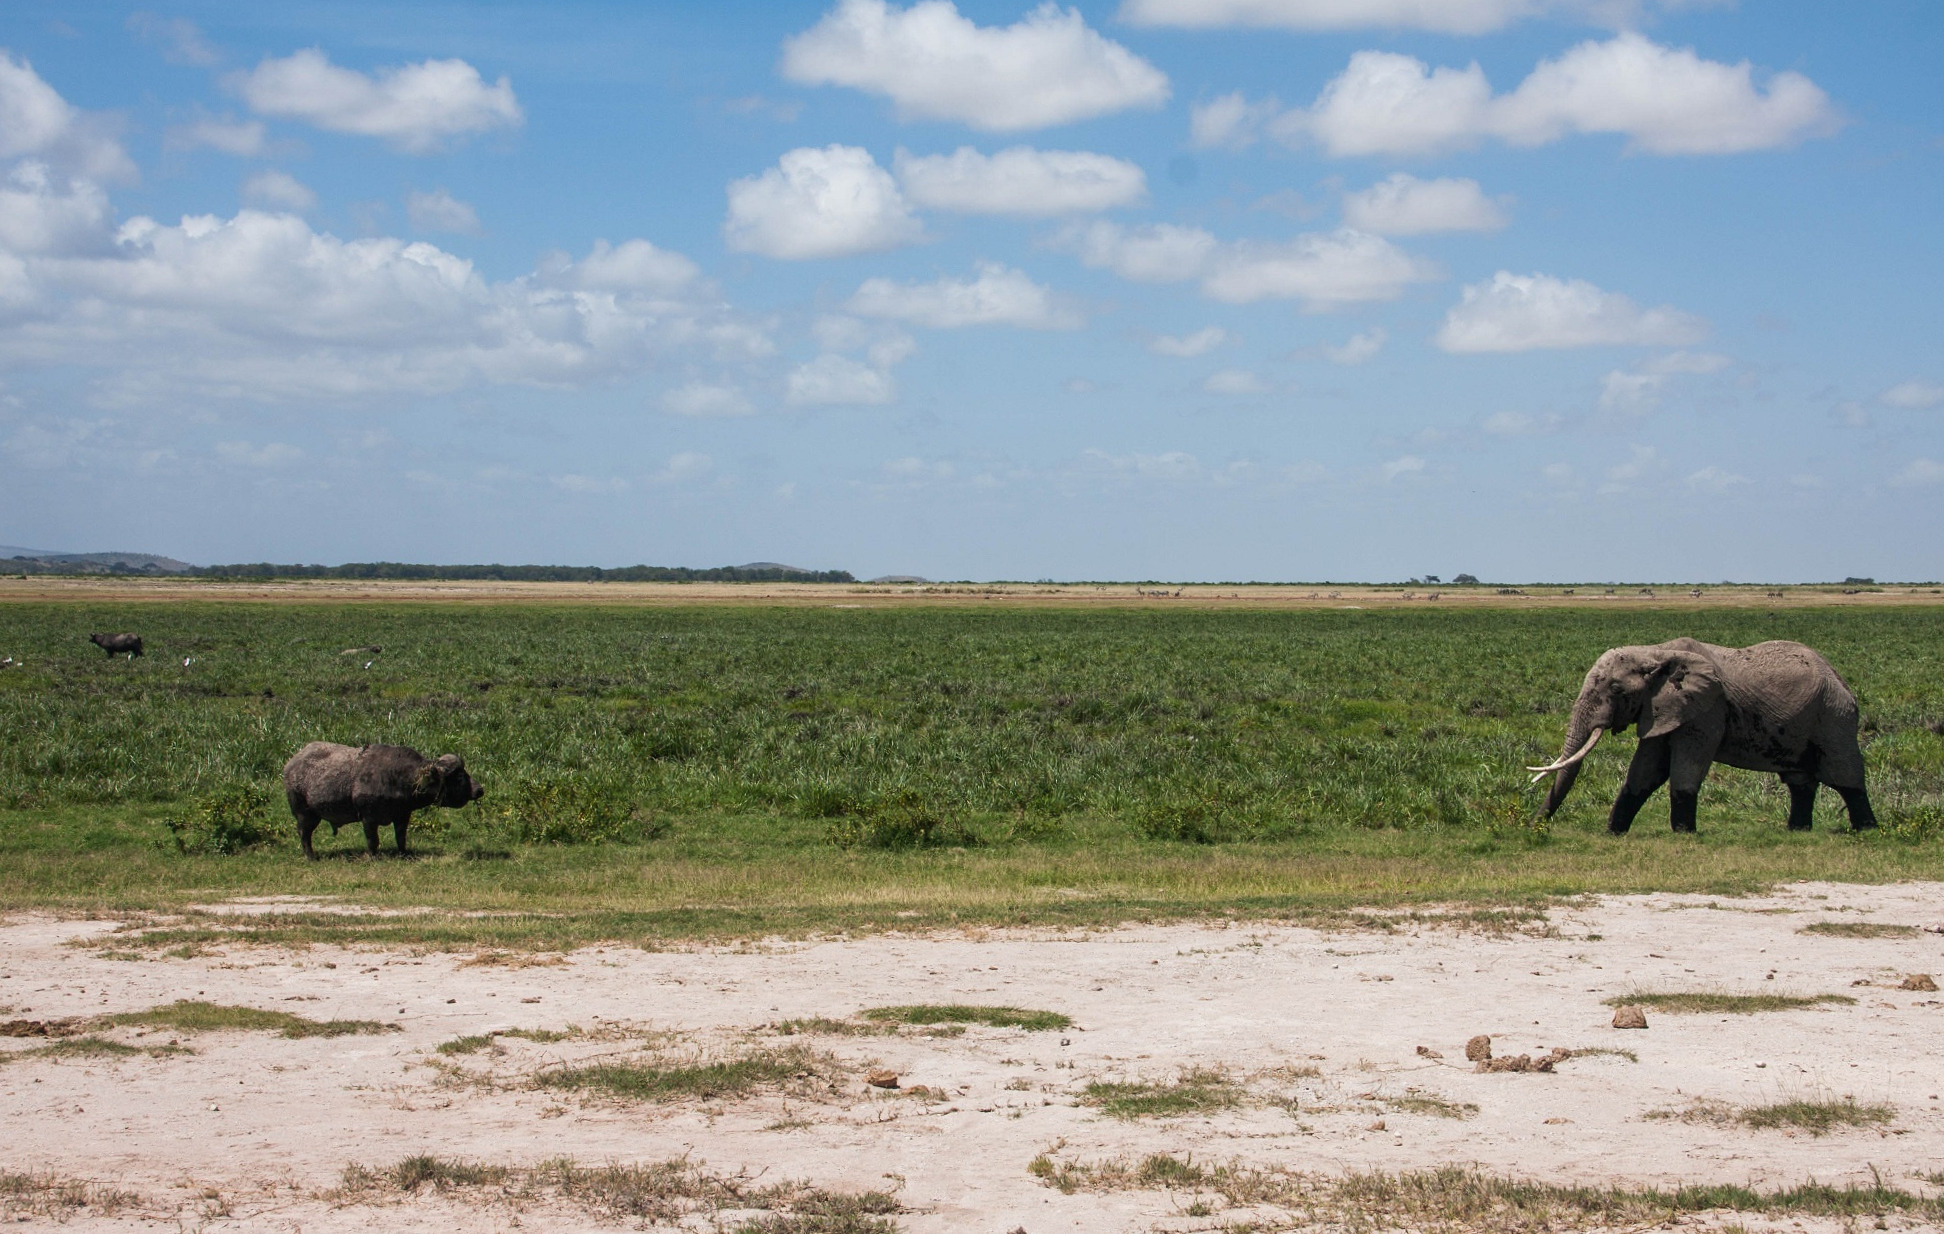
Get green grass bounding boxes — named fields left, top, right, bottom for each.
left=533, top=1046, right=840, bottom=1102
left=98, top=999, right=396, bottom=1038
left=1604, top=992, right=1855, bottom=1014
left=1798, top=921, right=1923, bottom=938
left=435, top=1034, right=496, bottom=1055
left=337, top=1154, right=899, bottom=1230
left=1648, top=1096, right=1895, bottom=1135
left=1027, top=1158, right=1944, bottom=1227
left=1080, top=1067, right=1242, bottom=1118
left=859, top=1004, right=1070, bottom=1031
left=0, top=1035, right=193, bottom=1062
left=2, top=601, right=1942, bottom=942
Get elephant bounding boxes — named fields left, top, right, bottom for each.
left=1528, top=638, right=1876, bottom=834
left=283, top=742, right=484, bottom=858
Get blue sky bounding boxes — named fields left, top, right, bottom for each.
left=0, top=0, right=1939, bottom=580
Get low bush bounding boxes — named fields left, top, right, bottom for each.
left=161, top=785, right=279, bottom=855
left=822, top=790, right=977, bottom=850
left=493, top=777, right=649, bottom=845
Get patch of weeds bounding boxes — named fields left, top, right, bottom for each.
left=1605, top=991, right=1855, bottom=1014
left=534, top=1045, right=842, bottom=1103
left=161, top=784, right=279, bottom=855
left=460, top=950, right=569, bottom=968
left=1386, top=1091, right=1479, bottom=1120
left=6, top=1035, right=191, bottom=1062
left=1565, top=1046, right=1638, bottom=1063
left=494, top=778, right=643, bottom=845
left=1027, top=1157, right=1944, bottom=1227
left=1080, top=1067, right=1241, bottom=1119
left=823, top=790, right=978, bottom=850
left=1882, top=802, right=1944, bottom=842
left=435, top=1034, right=497, bottom=1056
left=730, top=1188, right=900, bottom=1234
left=0, top=1171, right=143, bottom=1218
left=1648, top=1096, right=1894, bottom=1136
left=99, top=999, right=397, bottom=1038
left=770, top=1017, right=894, bottom=1037
left=1740, top=1098, right=1895, bottom=1134
left=1799, top=921, right=1922, bottom=939
left=860, top=1004, right=1070, bottom=1031
left=500, top=1026, right=579, bottom=1043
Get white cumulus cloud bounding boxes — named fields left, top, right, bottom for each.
left=1381, top=454, right=1426, bottom=481
left=1189, top=91, right=1282, bottom=149
left=1147, top=326, right=1226, bottom=357
left=1119, top=0, right=1702, bottom=33
left=780, top=0, right=1170, bottom=131
left=724, top=145, right=921, bottom=260
left=895, top=146, right=1144, bottom=215
left=1203, top=368, right=1268, bottom=394
left=1342, top=173, right=1507, bottom=234
left=241, top=170, right=315, bottom=211
left=1060, top=220, right=1218, bottom=283
left=1435, top=271, right=1707, bottom=353
left=661, top=384, right=754, bottom=417
left=788, top=353, right=898, bottom=405
left=1275, top=34, right=1835, bottom=157
left=1322, top=327, right=1386, bottom=364
left=0, top=52, right=134, bottom=182
left=234, top=49, right=523, bottom=153
left=1891, top=459, right=1944, bottom=486
left=406, top=188, right=481, bottom=235
left=847, top=261, right=1080, bottom=329
left=1684, top=465, right=1748, bottom=492
left=1880, top=379, right=1944, bottom=410
left=1202, top=229, right=1434, bottom=309
left=164, top=115, right=267, bottom=156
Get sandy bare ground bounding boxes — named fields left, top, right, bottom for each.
left=4, top=883, right=1944, bottom=1231
left=3, top=576, right=1941, bottom=609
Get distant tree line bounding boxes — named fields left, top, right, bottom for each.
left=187, top=562, right=855, bottom=583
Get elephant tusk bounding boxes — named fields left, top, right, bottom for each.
left=1526, top=727, right=1605, bottom=781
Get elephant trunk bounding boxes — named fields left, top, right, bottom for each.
left=1538, top=700, right=1605, bottom=818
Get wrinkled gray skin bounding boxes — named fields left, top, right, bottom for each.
left=1541, top=638, right=1876, bottom=834
left=90, top=632, right=142, bottom=658
left=282, top=742, right=483, bottom=859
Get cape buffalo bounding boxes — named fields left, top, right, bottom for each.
left=90, top=633, right=143, bottom=658
left=282, top=742, right=484, bottom=859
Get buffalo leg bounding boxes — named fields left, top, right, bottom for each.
left=1833, top=785, right=1878, bottom=831
left=297, top=813, right=321, bottom=860
left=1784, top=778, right=1818, bottom=831
left=1608, top=738, right=1671, bottom=835
left=361, top=818, right=382, bottom=855
left=393, top=815, right=410, bottom=856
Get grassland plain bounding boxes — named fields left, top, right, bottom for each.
left=1, top=596, right=1941, bottom=946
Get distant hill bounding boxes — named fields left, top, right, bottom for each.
left=2, top=548, right=197, bottom=575
left=868, top=575, right=933, bottom=584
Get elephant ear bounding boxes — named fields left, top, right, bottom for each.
left=1640, top=651, right=1723, bottom=740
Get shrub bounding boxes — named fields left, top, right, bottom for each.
left=162, top=784, right=279, bottom=855
left=1883, top=801, right=1943, bottom=843
left=823, top=789, right=977, bottom=849
left=494, top=778, right=644, bottom=845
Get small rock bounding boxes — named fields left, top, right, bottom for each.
left=1478, top=1054, right=1533, bottom=1073
left=1464, top=1034, right=1492, bottom=1062
left=1415, top=1045, right=1443, bottom=1059
left=1900, top=974, right=1938, bottom=992
left=865, top=1069, right=900, bottom=1089
left=1612, top=1005, right=1648, bottom=1029
left=1543, top=1117, right=1571, bottom=1124
left=1366, top=1119, right=1386, bottom=1131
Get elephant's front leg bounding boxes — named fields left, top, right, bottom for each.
left=1666, top=731, right=1719, bottom=834
left=1608, top=738, right=1671, bottom=834
left=1833, top=785, right=1878, bottom=831
left=1783, top=775, right=1818, bottom=831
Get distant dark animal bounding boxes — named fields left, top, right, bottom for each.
left=90, top=633, right=142, bottom=658
left=282, top=742, right=484, bottom=859
left=1529, top=638, right=1874, bottom=834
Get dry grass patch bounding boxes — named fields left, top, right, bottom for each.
left=1799, top=921, right=1922, bottom=938
left=1603, top=991, right=1854, bottom=1015
left=1384, top=1091, right=1479, bottom=1120
left=99, top=999, right=396, bottom=1038
left=1080, top=1067, right=1242, bottom=1119
left=4, top=1035, right=193, bottom=1062
left=1648, top=1096, right=1895, bottom=1136
left=1026, top=1157, right=1942, bottom=1230
left=0, top=1171, right=144, bottom=1220
left=534, top=1044, right=846, bottom=1104
left=769, top=1016, right=897, bottom=1037
left=859, top=1004, right=1070, bottom=1031
left=337, top=1154, right=899, bottom=1230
